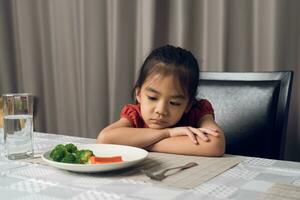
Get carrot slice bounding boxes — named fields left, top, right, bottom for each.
left=89, top=156, right=123, bottom=164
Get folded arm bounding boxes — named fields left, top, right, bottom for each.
left=146, top=114, right=225, bottom=156
left=97, top=114, right=225, bottom=157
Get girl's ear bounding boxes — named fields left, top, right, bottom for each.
left=135, top=88, right=141, bottom=103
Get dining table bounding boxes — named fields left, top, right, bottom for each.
left=0, top=131, right=300, bottom=200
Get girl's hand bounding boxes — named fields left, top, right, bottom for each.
left=168, top=127, right=220, bottom=144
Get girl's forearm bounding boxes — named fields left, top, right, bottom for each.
left=97, top=128, right=170, bottom=148
left=147, top=134, right=225, bottom=156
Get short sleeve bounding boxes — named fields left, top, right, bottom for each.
left=197, top=99, right=214, bottom=118
left=186, top=99, right=214, bottom=127
left=120, top=104, right=144, bottom=128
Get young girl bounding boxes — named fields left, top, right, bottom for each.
left=97, top=45, right=225, bottom=156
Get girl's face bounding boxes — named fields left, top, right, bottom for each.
left=135, top=74, right=190, bottom=129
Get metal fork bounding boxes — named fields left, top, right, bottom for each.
left=141, top=162, right=198, bottom=181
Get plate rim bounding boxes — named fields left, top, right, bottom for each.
left=41, top=143, right=148, bottom=172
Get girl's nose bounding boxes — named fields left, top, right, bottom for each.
left=155, top=102, right=168, bottom=116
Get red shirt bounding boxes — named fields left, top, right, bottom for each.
left=120, top=99, right=214, bottom=128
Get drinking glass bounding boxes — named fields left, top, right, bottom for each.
left=2, top=93, right=34, bottom=159
left=0, top=97, right=3, bottom=146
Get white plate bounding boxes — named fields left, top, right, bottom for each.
left=41, top=144, right=148, bottom=173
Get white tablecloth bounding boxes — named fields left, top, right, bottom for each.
left=0, top=131, right=300, bottom=200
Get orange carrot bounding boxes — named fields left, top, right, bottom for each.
left=89, top=156, right=123, bottom=164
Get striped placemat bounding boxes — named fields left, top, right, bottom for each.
left=98, top=152, right=244, bottom=189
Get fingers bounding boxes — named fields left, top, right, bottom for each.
left=185, top=131, right=198, bottom=144
left=188, top=127, right=209, bottom=142
left=198, top=128, right=220, bottom=137
left=188, top=127, right=221, bottom=143
left=180, top=127, right=198, bottom=144
left=169, top=127, right=198, bottom=144
left=168, top=127, right=221, bottom=144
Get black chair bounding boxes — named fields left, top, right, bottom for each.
left=197, top=71, right=293, bottom=159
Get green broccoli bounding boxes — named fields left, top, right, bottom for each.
left=65, top=143, right=77, bottom=153
left=49, top=144, right=94, bottom=164
left=54, top=144, right=65, bottom=150
left=76, top=150, right=94, bottom=164
left=61, top=152, right=77, bottom=163
left=50, top=147, right=67, bottom=162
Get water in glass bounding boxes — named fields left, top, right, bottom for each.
left=4, top=114, right=34, bottom=159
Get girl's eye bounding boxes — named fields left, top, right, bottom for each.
left=147, top=96, right=157, bottom=101
left=170, top=101, right=181, bottom=106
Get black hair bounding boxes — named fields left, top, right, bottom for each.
left=133, top=44, right=200, bottom=101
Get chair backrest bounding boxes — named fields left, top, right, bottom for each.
left=197, top=71, right=293, bottom=159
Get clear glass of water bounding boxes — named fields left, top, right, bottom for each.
left=2, top=93, right=34, bottom=160
left=0, top=97, right=3, bottom=145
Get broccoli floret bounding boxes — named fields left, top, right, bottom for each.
left=54, top=144, right=65, bottom=150
left=49, top=144, right=93, bottom=164
left=76, top=150, right=94, bottom=164
left=61, top=152, right=77, bottom=163
left=65, top=143, right=77, bottom=153
left=74, top=156, right=81, bottom=164
left=50, top=147, right=67, bottom=162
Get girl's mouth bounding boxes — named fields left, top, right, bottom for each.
left=150, top=119, right=166, bottom=125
